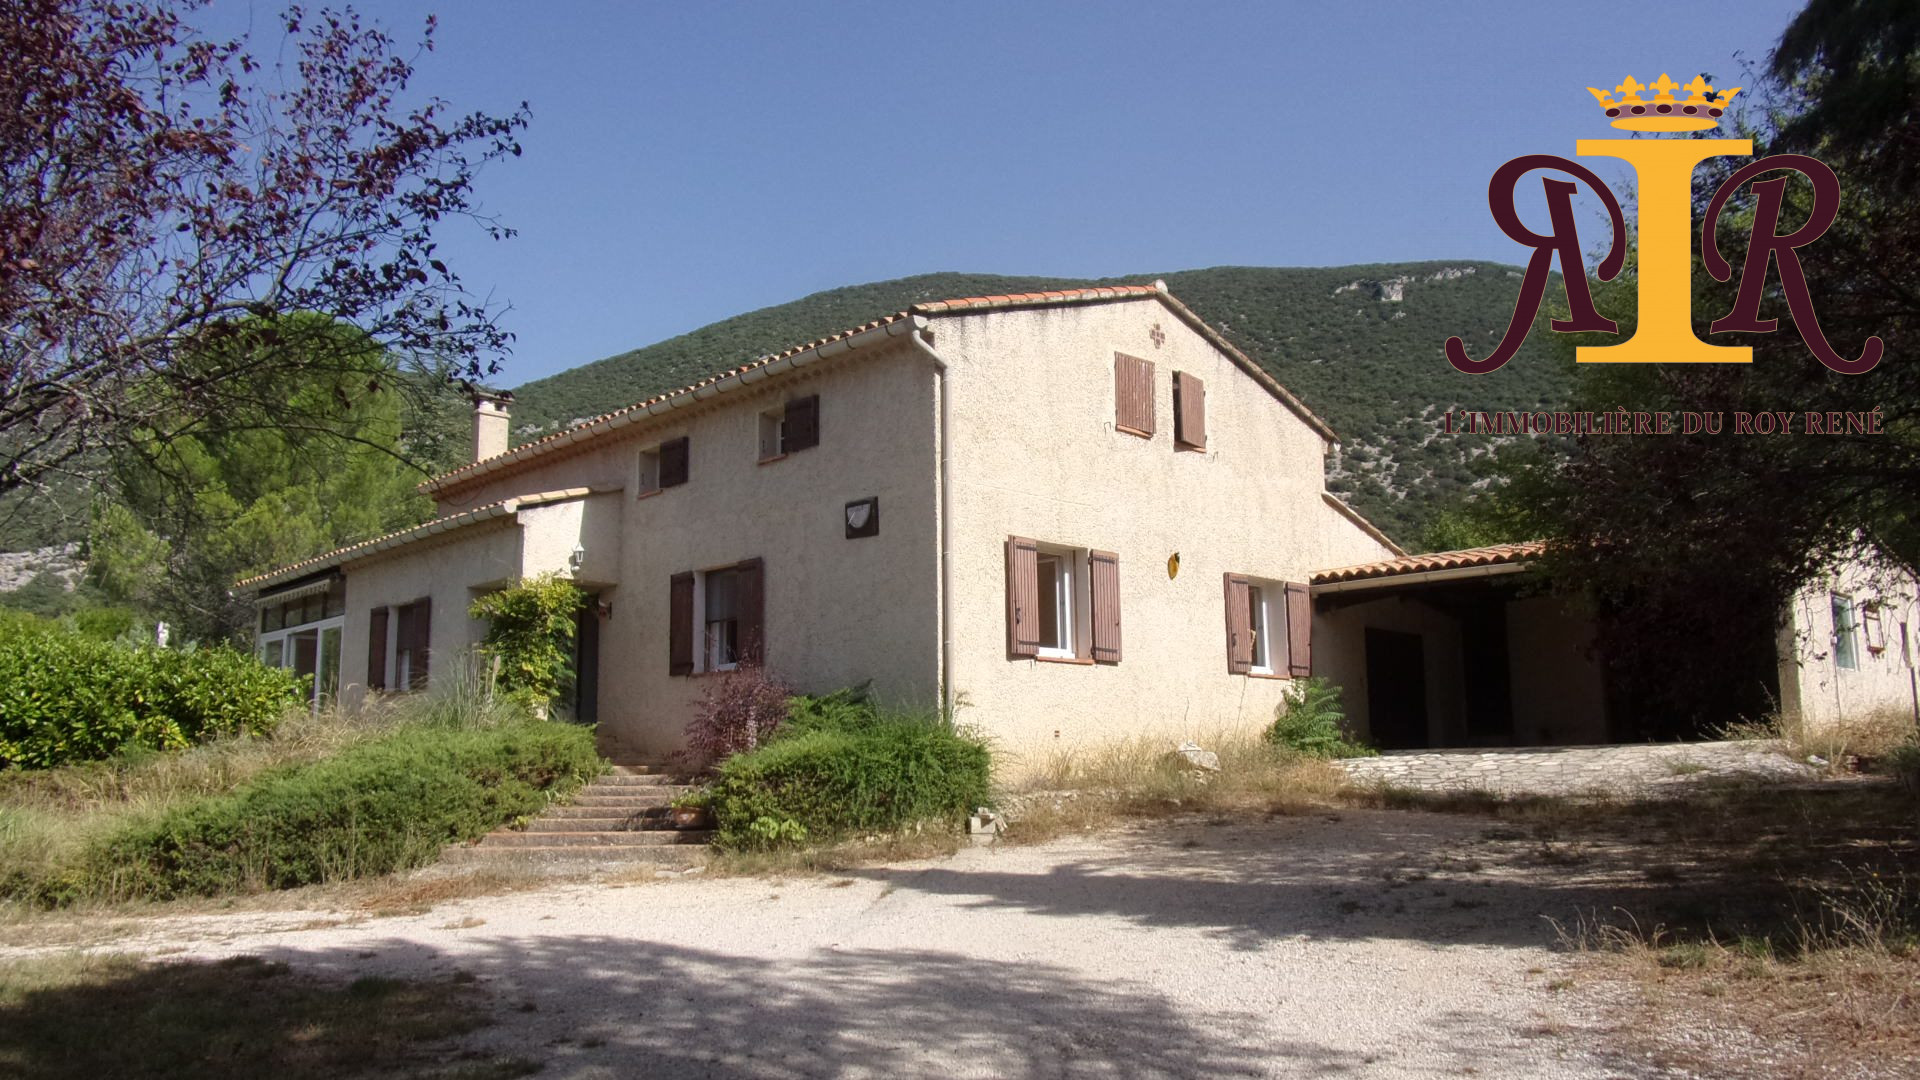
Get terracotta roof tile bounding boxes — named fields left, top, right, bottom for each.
left=235, top=489, right=592, bottom=592
left=1311, top=541, right=1547, bottom=586
left=422, top=282, right=1333, bottom=497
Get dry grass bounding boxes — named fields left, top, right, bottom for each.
left=0, top=704, right=405, bottom=902
left=1558, top=894, right=1920, bottom=1080
left=0, top=951, right=535, bottom=1079
left=677, top=831, right=965, bottom=880
left=1461, top=778, right=1920, bottom=1080
left=994, top=731, right=1348, bottom=845
left=1721, top=706, right=1919, bottom=772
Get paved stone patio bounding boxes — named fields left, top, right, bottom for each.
left=1336, top=739, right=1817, bottom=796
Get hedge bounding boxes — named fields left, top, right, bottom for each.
left=70, top=717, right=602, bottom=902
left=707, top=696, right=991, bottom=850
left=0, top=616, right=302, bottom=769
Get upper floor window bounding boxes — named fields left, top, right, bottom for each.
left=759, top=395, right=820, bottom=461
left=1173, top=371, right=1207, bottom=451
left=1114, top=353, right=1155, bottom=438
left=638, top=435, right=690, bottom=496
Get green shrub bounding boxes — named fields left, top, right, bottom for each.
left=75, top=715, right=601, bottom=901
left=1265, top=677, right=1377, bottom=759
left=469, top=573, right=585, bottom=711
left=0, top=617, right=302, bottom=769
left=707, top=695, right=990, bottom=851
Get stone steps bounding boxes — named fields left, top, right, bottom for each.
left=480, top=829, right=713, bottom=848
left=443, top=761, right=712, bottom=869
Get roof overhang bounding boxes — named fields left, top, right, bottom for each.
left=424, top=316, right=927, bottom=498
left=422, top=282, right=1350, bottom=502
left=234, top=488, right=592, bottom=595
left=1310, top=541, right=1548, bottom=595
left=1311, top=560, right=1534, bottom=596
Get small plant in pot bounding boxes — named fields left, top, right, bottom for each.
left=668, top=790, right=713, bottom=830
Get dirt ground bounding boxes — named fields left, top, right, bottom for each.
left=6, top=807, right=1688, bottom=1080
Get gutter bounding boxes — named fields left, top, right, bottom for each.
left=1310, top=561, right=1533, bottom=594
left=901, top=316, right=957, bottom=722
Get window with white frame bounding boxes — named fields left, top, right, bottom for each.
left=636, top=445, right=661, bottom=496
left=669, top=558, right=764, bottom=676
left=1034, top=549, right=1081, bottom=658
left=1246, top=583, right=1278, bottom=674
left=758, top=409, right=786, bottom=461
left=1833, top=593, right=1860, bottom=670
left=703, top=565, right=744, bottom=671
left=256, top=579, right=346, bottom=710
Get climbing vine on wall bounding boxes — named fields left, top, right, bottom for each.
left=469, top=573, right=586, bottom=713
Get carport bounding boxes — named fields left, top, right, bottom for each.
left=1310, top=543, right=1613, bottom=749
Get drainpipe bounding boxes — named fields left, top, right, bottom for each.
left=902, top=316, right=955, bottom=722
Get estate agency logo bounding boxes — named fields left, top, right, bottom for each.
left=1447, top=73, right=1884, bottom=376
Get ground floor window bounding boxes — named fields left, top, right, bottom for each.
left=1832, top=594, right=1860, bottom=670
left=1247, top=584, right=1276, bottom=674
left=258, top=617, right=344, bottom=710
left=1004, top=537, right=1121, bottom=663
left=669, top=559, right=764, bottom=676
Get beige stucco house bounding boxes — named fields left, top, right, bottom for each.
left=238, top=284, right=1918, bottom=761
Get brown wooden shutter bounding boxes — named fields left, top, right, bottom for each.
left=659, top=436, right=690, bottom=488
left=736, top=557, right=765, bottom=664
left=1284, top=581, right=1313, bottom=677
left=1006, top=536, right=1040, bottom=658
left=412, top=597, right=431, bottom=688
left=669, top=571, right=694, bottom=676
left=1114, top=353, right=1155, bottom=437
left=1174, top=372, right=1207, bottom=450
left=1089, top=549, right=1121, bottom=663
left=366, top=607, right=388, bottom=691
left=1224, top=573, right=1252, bottom=674
left=784, top=395, right=819, bottom=452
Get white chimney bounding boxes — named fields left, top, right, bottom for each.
left=471, top=390, right=513, bottom=463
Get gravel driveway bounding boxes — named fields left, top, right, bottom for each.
left=12, top=809, right=1664, bottom=1079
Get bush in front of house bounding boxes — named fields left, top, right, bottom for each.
left=705, top=687, right=991, bottom=851
left=73, top=711, right=602, bottom=901
left=0, top=614, right=303, bottom=769
left=469, top=573, right=586, bottom=712
left=679, top=667, right=796, bottom=770
left=1265, top=677, right=1377, bottom=759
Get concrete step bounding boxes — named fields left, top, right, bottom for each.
left=522, top=815, right=696, bottom=833
left=480, top=829, right=713, bottom=848
left=441, top=844, right=708, bottom=867
left=591, top=773, right=688, bottom=787
left=541, top=803, right=679, bottom=820
left=565, top=791, right=691, bottom=807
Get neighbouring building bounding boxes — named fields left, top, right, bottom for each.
left=236, top=284, right=1920, bottom=761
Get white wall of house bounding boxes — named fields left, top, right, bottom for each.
left=340, top=520, right=523, bottom=695
left=1779, top=552, right=1920, bottom=733
left=932, top=298, right=1396, bottom=769
left=1314, top=596, right=1466, bottom=746
left=417, top=343, right=944, bottom=761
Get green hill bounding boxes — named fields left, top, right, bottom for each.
left=507, top=264, right=1569, bottom=543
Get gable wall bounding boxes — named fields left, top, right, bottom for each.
left=935, top=299, right=1397, bottom=765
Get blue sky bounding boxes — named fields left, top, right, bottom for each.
left=216, top=1, right=1806, bottom=384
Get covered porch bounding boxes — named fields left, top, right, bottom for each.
left=1311, top=543, right=1613, bottom=749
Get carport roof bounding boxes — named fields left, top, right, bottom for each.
left=1311, top=541, right=1546, bottom=587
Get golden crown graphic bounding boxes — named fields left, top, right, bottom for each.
left=1588, top=73, right=1741, bottom=132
